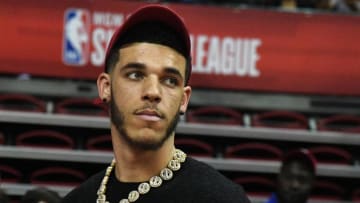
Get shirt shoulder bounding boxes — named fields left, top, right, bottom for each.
left=61, top=169, right=105, bottom=203
left=180, top=157, right=251, bottom=203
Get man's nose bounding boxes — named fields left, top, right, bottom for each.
left=290, top=179, right=301, bottom=190
left=142, top=76, right=161, bottom=103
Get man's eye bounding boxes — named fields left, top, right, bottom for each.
left=163, top=77, right=179, bottom=86
left=127, top=72, right=143, bottom=80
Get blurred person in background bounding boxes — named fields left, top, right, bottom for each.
left=328, top=0, right=360, bottom=12
left=0, top=189, right=9, bottom=203
left=20, top=187, right=61, bottom=203
left=293, top=0, right=360, bottom=12
left=266, top=148, right=316, bottom=203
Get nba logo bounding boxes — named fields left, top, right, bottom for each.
left=63, top=9, right=90, bottom=66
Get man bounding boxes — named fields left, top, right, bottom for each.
left=62, top=4, right=250, bottom=203
left=266, top=148, right=316, bottom=203
left=21, top=187, right=61, bottom=203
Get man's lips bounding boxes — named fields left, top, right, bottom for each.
left=134, top=109, right=163, bottom=121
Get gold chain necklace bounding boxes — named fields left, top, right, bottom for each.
left=96, top=149, right=187, bottom=203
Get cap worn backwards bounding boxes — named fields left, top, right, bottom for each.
left=104, top=4, right=192, bottom=73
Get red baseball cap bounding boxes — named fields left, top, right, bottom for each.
left=104, top=4, right=191, bottom=73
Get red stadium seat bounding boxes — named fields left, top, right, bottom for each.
left=310, top=180, right=345, bottom=201
left=86, top=134, right=112, bottom=151
left=309, top=146, right=352, bottom=165
left=353, top=188, right=360, bottom=202
left=252, top=111, right=309, bottom=129
left=175, top=138, right=214, bottom=157
left=317, top=114, right=360, bottom=133
left=0, top=165, right=22, bottom=183
left=186, top=106, right=242, bottom=125
left=30, top=167, right=86, bottom=186
left=55, top=98, right=108, bottom=116
left=233, top=176, right=275, bottom=198
left=0, top=132, right=4, bottom=145
left=16, top=130, right=75, bottom=150
left=0, top=94, right=46, bottom=112
left=224, top=142, right=282, bottom=161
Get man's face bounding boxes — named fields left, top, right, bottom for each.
left=277, top=161, right=314, bottom=203
left=108, top=42, right=191, bottom=150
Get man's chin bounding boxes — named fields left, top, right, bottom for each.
left=110, top=97, right=180, bottom=151
left=128, top=138, right=166, bottom=151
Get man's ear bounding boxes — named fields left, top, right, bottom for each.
left=97, top=72, right=111, bottom=102
left=180, top=86, right=192, bottom=114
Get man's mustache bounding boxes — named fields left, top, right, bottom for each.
left=134, top=104, right=165, bottom=119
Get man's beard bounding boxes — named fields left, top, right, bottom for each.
left=110, top=94, right=180, bottom=150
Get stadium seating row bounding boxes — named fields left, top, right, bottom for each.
left=0, top=130, right=355, bottom=165
left=1, top=94, right=360, bottom=132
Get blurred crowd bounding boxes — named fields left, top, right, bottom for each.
left=0, top=187, right=61, bottom=203
left=149, top=0, right=360, bottom=13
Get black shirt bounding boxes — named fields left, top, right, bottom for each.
left=62, top=157, right=250, bottom=203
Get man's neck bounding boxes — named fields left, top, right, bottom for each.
left=112, top=135, right=175, bottom=183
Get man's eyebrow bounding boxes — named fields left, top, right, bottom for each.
left=120, top=63, right=184, bottom=80
left=164, top=67, right=184, bottom=80
left=120, top=62, right=146, bottom=71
